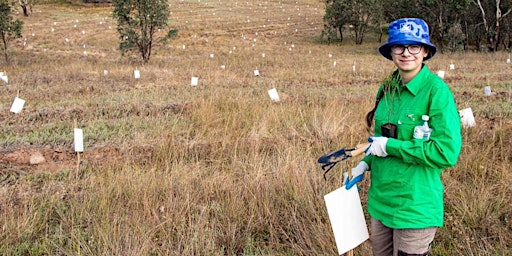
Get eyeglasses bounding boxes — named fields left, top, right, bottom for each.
left=391, top=45, right=422, bottom=55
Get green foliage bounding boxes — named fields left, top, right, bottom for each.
left=379, top=0, right=475, bottom=52
left=382, top=71, right=402, bottom=92
left=0, top=0, right=23, bottom=63
left=111, top=0, right=177, bottom=63
left=321, top=0, right=350, bottom=43
left=321, top=0, right=381, bottom=45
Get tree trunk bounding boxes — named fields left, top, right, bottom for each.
left=437, top=13, right=445, bottom=53
left=474, top=0, right=492, bottom=50
left=464, top=21, right=469, bottom=51
left=338, top=26, right=343, bottom=43
left=1, top=32, right=9, bottom=64
left=492, top=0, right=502, bottom=51
left=19, top=0, right=29, bottom=16
left=378, top=24, right=383, bottom=43
left=355, top=24, right=364, bottom=45
left=21, top=4, right=28, bottom=16
left=508, top=31, right=512, bottom=49
left=492, top=0, right=512, bottom=51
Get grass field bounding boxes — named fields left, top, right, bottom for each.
left=0, top=0, right=511, bottom=255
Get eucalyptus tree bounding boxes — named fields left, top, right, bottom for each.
left=112, top=0, right=177, bottom=63
left=350, top=0, right=380, bottom=44
left=0, top=0, right=23, bottom=64
left=472, top=0, right=512, bottom=51
left=321, top=0, right=381, bottom=44
left=413, top=0, right=471, bottom=52
left=321, top=0, right=350, bottom=43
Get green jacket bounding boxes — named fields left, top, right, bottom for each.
left=362, top=64, right=462, bottom=229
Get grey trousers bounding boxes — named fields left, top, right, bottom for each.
left=371, top=217, right=437, bottom=256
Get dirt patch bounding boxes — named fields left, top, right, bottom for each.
left=0, top=145, right=126, bottom=174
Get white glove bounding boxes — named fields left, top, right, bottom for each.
left=365, top=136, right=388, bottom=157
left=343, top=161, right=369, bottom=190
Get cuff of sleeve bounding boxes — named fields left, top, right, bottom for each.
left=356, top=161, right=369, bottom=172
left=361, top=155, right=372, bottom=169
left=385, top=138, right=402, bottom=157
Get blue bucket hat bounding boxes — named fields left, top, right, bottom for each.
left=379, top=18, right=437, bottom=61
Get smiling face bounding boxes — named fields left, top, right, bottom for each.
left=390, top=44, right=429, bottom=83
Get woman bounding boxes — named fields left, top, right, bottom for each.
left=345, top=18, right=462, bottom=256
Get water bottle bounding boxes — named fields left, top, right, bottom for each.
left=413, top=115, right=432, bottom=140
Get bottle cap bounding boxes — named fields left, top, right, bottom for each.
left=422, top=115, right=429, bottom=121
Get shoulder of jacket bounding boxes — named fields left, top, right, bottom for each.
left=424, top=71, right=450, bottom=91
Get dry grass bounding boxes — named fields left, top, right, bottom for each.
left=0, top=0, right=511, bottom=255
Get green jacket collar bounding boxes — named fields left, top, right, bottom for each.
left=403, top=64, right=430, bottom=96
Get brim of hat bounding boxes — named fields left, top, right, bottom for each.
left=379, top=40, right=437, bottom=61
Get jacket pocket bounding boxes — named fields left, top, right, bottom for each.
left=399, top=110, right=427, bottom=140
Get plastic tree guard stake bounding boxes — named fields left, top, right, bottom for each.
left=74, top=128, right=84, bottom=152
left=191, top=77, right=199, bottom=86
left=267, top=88, right=280, bottom=102
left=10, top=97, right=25, bottom=114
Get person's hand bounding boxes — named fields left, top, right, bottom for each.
left=365, top=136, right=388, bottom=157
left=343, top=161, right=369, bottom=190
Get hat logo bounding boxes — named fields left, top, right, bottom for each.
left=400, top=24, right=412, bottom=33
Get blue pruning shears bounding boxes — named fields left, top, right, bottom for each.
left=317, top=142, right=370, bottom=180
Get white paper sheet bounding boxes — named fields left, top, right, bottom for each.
left=324, top=186, right=369, bottom=255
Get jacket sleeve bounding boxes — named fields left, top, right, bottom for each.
left=385, top=82, right=462, bottom=169
left=362, top=154, right=373, bottom=169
